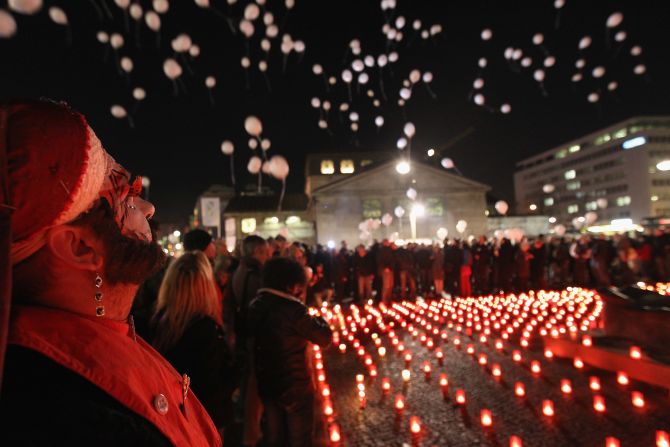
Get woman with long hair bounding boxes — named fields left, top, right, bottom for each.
left=152, top=251, right=234, bottom=436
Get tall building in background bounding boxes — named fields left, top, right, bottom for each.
left=514, top=116, right=670, bottom=230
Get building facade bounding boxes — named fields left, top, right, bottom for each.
left=514, top=116, right=670, bottom=230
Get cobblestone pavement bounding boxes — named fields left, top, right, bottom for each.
left=318, top=291, right=670, bottom=447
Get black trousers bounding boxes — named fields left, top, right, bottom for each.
left=261, top=392, right=314, bottom=447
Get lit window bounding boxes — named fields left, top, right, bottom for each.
left=362, top=199, right=382, bottom=219
left=616, top=196, right=631, bottom=207
left=320, top=160, right=335, bottom=174
left=652, top=195, right=659, bottom=202
left=564, top=170, right=576, bottom=180
left=568, top=144, right=581, bottom=153
left=544, top=197, right=554, bottom=206
left=585, top=201, right=598, bottom=211
left=595, top=134, right=612, bottom=145
left=286, top=216, right=301, bottom=225
left=426, top=198, right=444, bottom=217
left=340, top=159, right=355, bottom=174
left=568, top=204, right=579, bottom=214
left=360, top=159, right=373, bottom=167
left=555, top=149, right=568, bottom=159
left=622, top=136, right=646, bottom=150
left=566, top=181, right=581, bottom=191
left=241, top=218, right=256, bottom=234
left=613, top=128, right=627, bottom=139
left=264, top=216, right=279, bottom=225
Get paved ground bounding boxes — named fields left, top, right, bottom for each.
left=319, top=291, right=670, bottom=446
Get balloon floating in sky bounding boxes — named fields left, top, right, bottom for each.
left=221, top=140, right=234, bottom=155
left=495, top=200, right=509, bottom=215
left=8, top=0, right=42, bottom=15
left=441, top=158, right=454, bottom=169
left=244, top=116, right=263, bottom=137
left=0, top=10, right=17, bottom=38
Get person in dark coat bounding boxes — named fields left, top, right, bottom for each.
left=352, top=245, right=376, bottom=302
left=332, top=247, right=351, bottom=302
left=377, top=239, right=396, bottom=304
left=496, top=238, right=515, bottom=292
left=414, top=244, right=433, bottom=296
left=444, top=240, right=463, bottom=296
left=396, top=245, right=417, bottom=299
left=247, top=257, right=333, bottom=447
left=472, top=236, right=492, bottom=295
left=152, top=251, right=235, bottom=433
left=570, top=236, right=592, bottom=287
left=229, top=235, right=270, bottom=447
left=530, top=237, right=548, bottom=290
left=515, top=240, right=533, bottom=292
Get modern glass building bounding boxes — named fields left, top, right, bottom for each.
left=514, top=116, right=670, bottom=230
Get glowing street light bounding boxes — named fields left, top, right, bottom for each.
left=396, top=160, right=411, bottom=174
left=658, top=160, right=670, bottom=171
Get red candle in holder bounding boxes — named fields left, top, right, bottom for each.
left=338, top=343, right=347, bottom=353
left=329, top=423, right=341, bottom=443
left=402, top=369, right=411, bottom=383
left=423, top=361, right=432, bottom=378
left=356, top=374, right=364, bottom=384
left=323, top=399, right=334, bottom=416
left=605, top=437, right=620, bottom=447
left=573, top=357, right=584, bottom=369
left=358, top=390, right=366, bottom=408
left=466, top=344, right=475, bottom=355
left=560, top=379, right=572, bottom=394
left=409, top=416, right=422, bottom=434
left=395, top=394, right=405, bottom=412
left=616, top=372, right=629, bottom=386
left=478, top=354, right=488, bottom=366
left=657, top=431, right=670, bottom=447
left=492, top=363, right=502, bottom=377
left=455, top=389, right=466, bottom=405
left=436, top=349, right=444, bottom=365
left=381, top=377, right=391, bottom=393
left=542, top=400, right=554, bottom=417
left=631, top=391, right=645, bottom=408
left=378, top=347, right=386, bottom=357
left=512, top=350, right=522, bottom=362
left=357, top=347, right=365, bottom=356
left=530, top=361, right=541, bottom=374
left=582, top=335, right=592, bottom=346
left=439, top=373, right=449, bottom=389
left=404, top=352, right=413, bottom=365
left=322, top=385, right=331, bottom=398
left=544, top=349, right=554, bottom=359
left=514, top=382, right=526, bottom=397
left=495, top=339, right=504, bottom=350
left=593, top=395, right=606, bottom=413
left=509, top=435, right=523, bottom=447
left=369, top=366, right=378, bottom=378
left=480, top=409, right=493, bottom=427
left=630, top=346, right=642, bottom=360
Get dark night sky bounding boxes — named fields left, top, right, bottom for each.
left=2, top=0, right=669, bottom=225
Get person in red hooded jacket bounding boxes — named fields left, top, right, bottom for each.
left=0, top=100, right=221, bottom=446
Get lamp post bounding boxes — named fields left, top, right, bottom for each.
left=409, top=203, right=425, bottom=240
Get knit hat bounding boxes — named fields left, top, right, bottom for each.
left=183, top=229, right=213, bottom=252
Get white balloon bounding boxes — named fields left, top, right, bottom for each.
left=240, top=20, right=254, bottom=38
left=395, top=16, right=406, bottom=29
left=400, top=87, right=412, bottom=100
left=130, top=3, right=142, bottom=20
left=606, top=12, right=623, bottom=28
left=248, top=138, right=258, bottom=150
left=339, top=103, right=349, bottom=112
left=382, top=213, right=393, bottom=226
left=430, top=24, right=442, bottom=36
left=578, top=36, right=592, bottom=50
left=244, top=116, right=263, bottom=136
left=394, top=206, right=405, bottom=218
left=357, top=73, right=369, bottom=84
left=409, top=70, right=421, bottom=84
left=554, top=224, right=566, bottom=237
left=406, top=188, right=417, bottom=200
left=412, top=19, right=421, bottom=30
left=587, top=92, right=600, bottom=103
left=397, top=99, right=405, bottom=107
left=342, top=69, right=353, bottom=83
left=110, top=33, right=124, bottom=49
left=396, top=137, right=408, bottom=150
left=8, top=0, right=42, bottom=15
left=258, top=60, right=268, bottom=72
left=521, top=57, right=532, bottom=68
left=318, top=119, right=327, bottom=129
left=512, top=49, right=523, bottom=60
left=474, top=93, right=485, bottom=106
left=48, top=7, right=67, bottom=25
left=241, top=57, right=250, bottom=68
left=456, top=220, right=467, bottom=233
left=422, top=71, right=433, bottom=83
left=163, top=58, right=182, bottom=79
left=375, top=116, right=384, bottom=127
left=473, top=78, right=484, bottom=89
left=312, top=64, right=323, bottom=75
left=607, top=81, right=618, bottom=91
left=481, top=28, right=492, bottom=41
left=542, top=184, right=555, bottom=193
left=145, top=11, right=161, bottom=31
left=436, top=227, right=448, bottom=240
left=96, top=31, right=109, bottom=43
left=532, top=33, right=544, bottom=45
left=352, top=59, right=364, bottom=72
left=260, top=39, right=271, bottom=52
left=322, top=101, right=331, bottom=111
left=205, top=76, right=216, bottom=88
left=266, top=24, right=278, bottom=38
left=575, top=58, right=586, bottom=69
left=504, top=47, right=514, bottom=60
left=614, top=30, right=627, bottom=42
left=495, top=200, right=509, bottom=215
left=634, top=64, right=646, bottom=75
left=350, top=122, right=359, bottom=132
left=478, top=57, right=487, bottom=68
left=0, top=10, right=17, bottom=38
left=571, top=73, right=583, bottom=82
left=285, top=0, right=295, bottom=9
left=377, top=54, right=388, bottom=67
left=349, top=38, right=360, bottom=49
left=263, top=11, right=274, bottom=25
left=221, top=140, right=234, bottom=155
left=310, top=97, right=321, bottom=108
left=364, top=55, right=375, bottom=67
left=262, top=161, right=272, bottom=174
left=388, top=52, right=399, bottom=63
left=500, top=103, right=511, bottom=114
left=293, top=40, right=305, bottom=53
left=544, top=56, right=556, bottom=67
left=592, top=66, right=605, bottom=78
left=110, top=105, right=127, bottom=118
left=175, top=34, right=193, bottom=52
left=261, top=139, right=271, bottom=151
left=585, top=211, right=598, bottom=224
left=533, top=69, right=545, bottom=82
left=630, top=45, right=642, bottom=56
left=132, top=87, right=146, bottom=100
left=572, top=217, right=583, bottom=229
left=554, top=0, right=564, bottom=9
left=247, top=156, right=262, bottom=174
left=244, top=3, right=260, bottom=20
left=153, top=0, right=169, bottom=14
left=195, top=0, right=209, bottom=7
left=114, top=0, right=130, bottom=8
left=597, top=198, right=608, bottom=209
left=441, top=158, right=454, bottom=169
left=349, top=111, right=359, bottom=122
left=403, top=122, right=416, bottom=138
left=269, top=155, right=289, bottom=180
left=120, top=57, right=133, bottom=73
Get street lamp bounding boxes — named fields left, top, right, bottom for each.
left=396, top=160, right=411, bottom=175
left=657, top=160, right=670, bottom=171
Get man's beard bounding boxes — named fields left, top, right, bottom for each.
left=100, top=217, right=167, bottom=285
